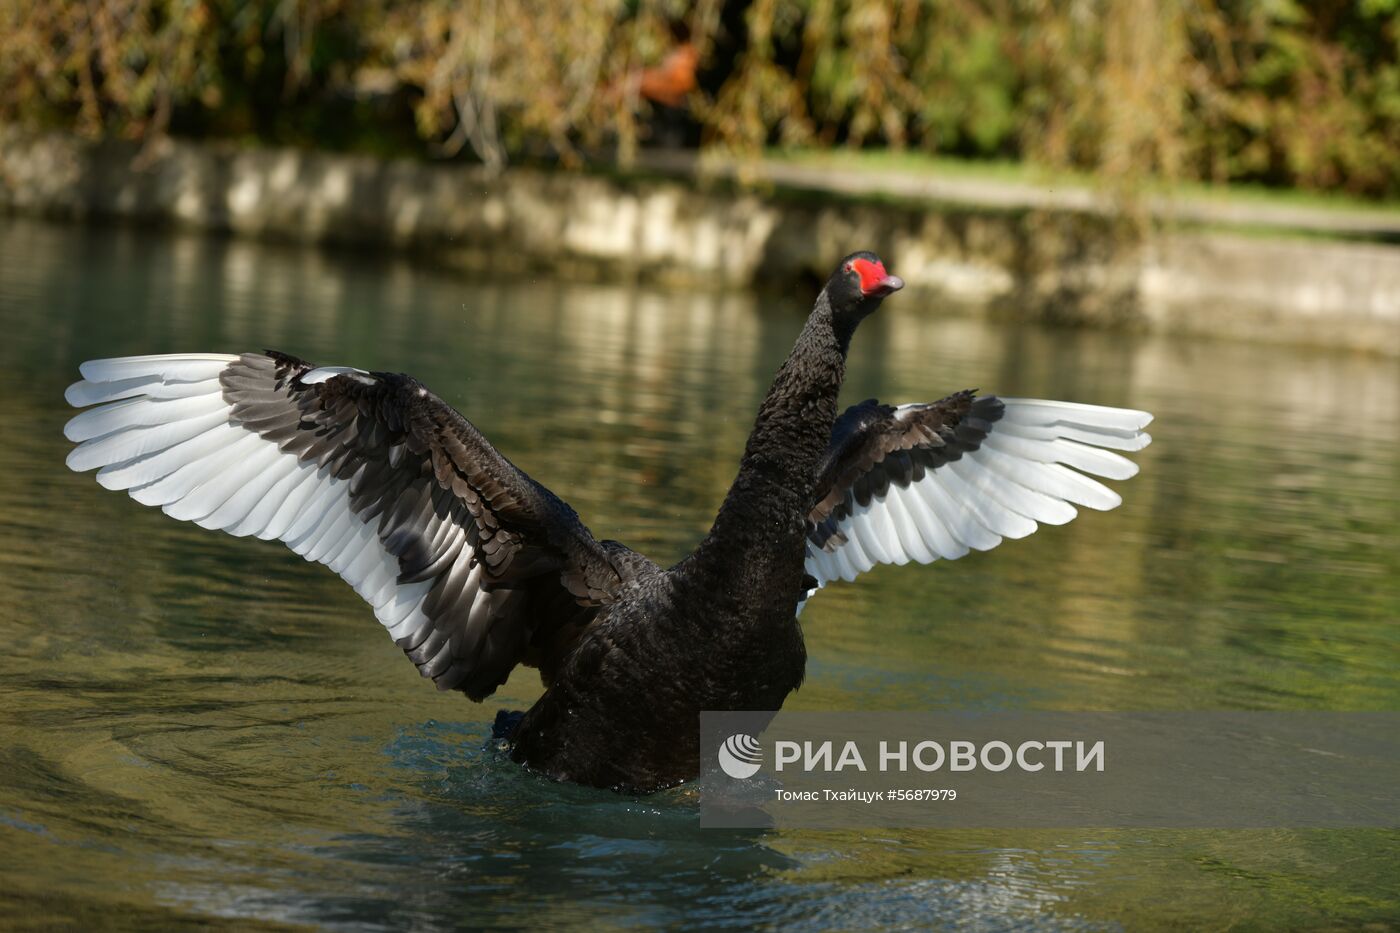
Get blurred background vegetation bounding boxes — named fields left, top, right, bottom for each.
left=2, top=0, right=1398, bottom=198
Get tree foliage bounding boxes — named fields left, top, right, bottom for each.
left=1, top=0, right=1397, bottom=196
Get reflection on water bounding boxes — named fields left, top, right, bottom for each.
left=0, top=218, right=1396, bottom=929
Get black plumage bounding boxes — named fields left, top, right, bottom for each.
left=64, top=250, right=1152, bottom=793
left=808, top=393, right=1006, bottom=552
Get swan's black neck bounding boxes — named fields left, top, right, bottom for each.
left=683, top=291, right=851, bottom=599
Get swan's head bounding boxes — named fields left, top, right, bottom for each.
left=826, top=251, right=903, bottom=322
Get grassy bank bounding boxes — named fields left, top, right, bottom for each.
left=771, top=148, right=1400, bottom=218
left=750, top=148, right=1400, bottom=243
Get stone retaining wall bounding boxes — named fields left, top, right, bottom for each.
left=2, top=129, right=1395, bottom=353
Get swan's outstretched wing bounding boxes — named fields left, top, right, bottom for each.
left=65, top=351, right=625, bottom=699
left=801, top=391, right=1152, bottom=609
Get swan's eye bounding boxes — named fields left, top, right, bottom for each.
left=843, top=262, right=854, bottom=274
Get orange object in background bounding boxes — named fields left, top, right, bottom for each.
left=636, top=42, right=698, bottom=108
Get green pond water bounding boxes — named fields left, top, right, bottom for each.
left=0, top=217, right=1396, bottom=930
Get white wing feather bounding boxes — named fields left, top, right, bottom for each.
left=64, top=353, right=459, bottom=682
left=800, top=398, right=1152, bottom=604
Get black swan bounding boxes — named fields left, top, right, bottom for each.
left=63, top=251, right=1152, bottom=792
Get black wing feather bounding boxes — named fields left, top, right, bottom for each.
left=223, top=350, right=626, bottom=699
left=807, top=391, right=1005, bottom=552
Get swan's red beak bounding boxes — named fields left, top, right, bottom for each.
left=852, top=258, right=904, bottom=297
left=866, top=273, right=903, bottom=297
